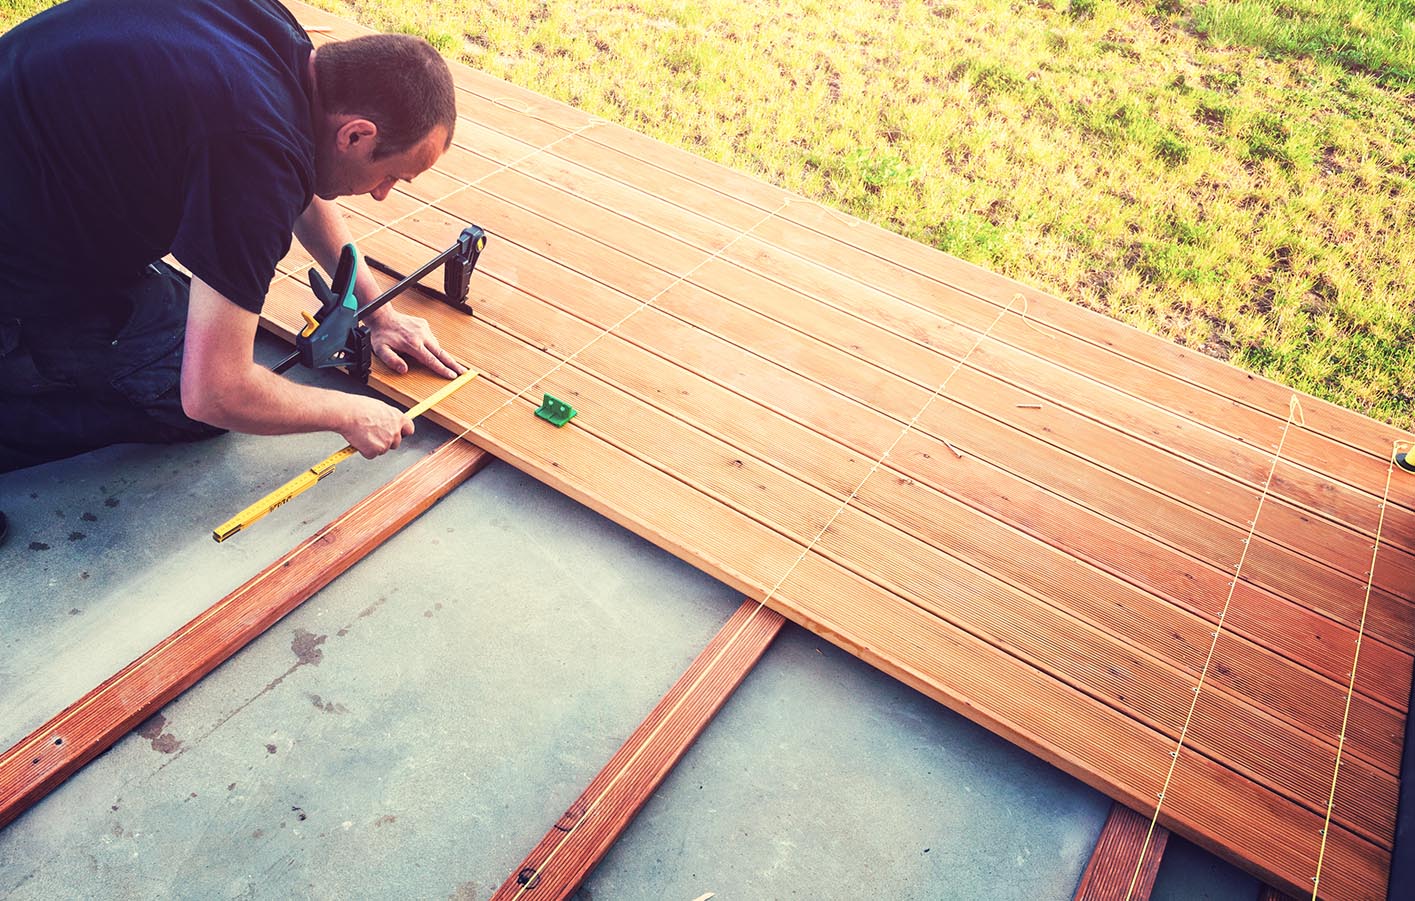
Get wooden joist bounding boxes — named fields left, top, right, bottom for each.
left=492, top=599, right=785, bottom=900
left=0, top=439, right=489, bottom=830
left=1074, top=803, right=1169, bottom=901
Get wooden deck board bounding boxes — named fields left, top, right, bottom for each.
left=268, top=6, right=1410, bottom=896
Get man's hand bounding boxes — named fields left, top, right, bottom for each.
left=365, top=306, right=464, bottom=378
left=340, top=395, right=415, bottom=458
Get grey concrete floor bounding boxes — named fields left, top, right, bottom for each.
left=0, top=335, right=1261, bottom=899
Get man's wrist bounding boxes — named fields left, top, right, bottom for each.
left=361, top=302, right=397, bottom=328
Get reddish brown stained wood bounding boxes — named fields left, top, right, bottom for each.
left=491, top=600, right=785, bottom=900
left=1074, top=803, right=1170, bottom=901
left=0, top=439, right=489, bottom=831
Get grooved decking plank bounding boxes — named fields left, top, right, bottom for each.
left=0, top=439, right=490, bottom=831
left=1073, top=803, right=1169, bottom=901
left=263, top=210, right=1392, bottom=888
left=355, top=192, right=1414, bottom=683
left=276, top=5, right=1409, bottom=896
left=270, top=234, right=1409, bottom=820
left=266, top=250, right=1399, bottom=855
left=415, top=145, right=1415, bottom=629
left=491, top=599, right=785, bottom=900
left=270, top=217, right=1398, bottom=735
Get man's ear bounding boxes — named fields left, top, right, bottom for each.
left=335, top=118, right=378, bottom=157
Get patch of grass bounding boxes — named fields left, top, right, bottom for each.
left=1189, top=0, right=1415, bottom=87
left=1154, top=133, right=1191, bottom=165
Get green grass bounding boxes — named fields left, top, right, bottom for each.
left=7, top=0, right=1414, bottom=426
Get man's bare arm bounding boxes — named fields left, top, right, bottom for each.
left=179, top=276, right=412, bottom=458
left=293, top=197, right=463, bottom=377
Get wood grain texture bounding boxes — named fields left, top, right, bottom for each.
left=1074, top=803, right=1170, bottom=901
left=491, top=599, right=785, bottom=900
left=271, top=7, right=1413, bottom=897
left=0, top=439, right=488, bottom=831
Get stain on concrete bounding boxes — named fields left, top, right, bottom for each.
left=292, top=805, right=307, bottom=822
left=228, top=783, right=237, bottom=791
left=68, top=531, right=86, bottom=541
left=135, top=714, right=183, bottom=754
left=68, top=608, right=81, bottom=616
left=80, top=571, right=90, bottom=580
left=265, top=743, right=278, bottom=755
left=28, top=542, right=49, bottom=551
left=373, top=814, right=397, bottom=827
left=306, top=693, right=348, bottom=715
left=104, top=497, right=120, bottom=508
left=358, top=596, right=389, bottom=619
left=450, top=881, right=480, bottom=900
left=252, top=828, right=264, bottom=839
left=81, top=511, right=98, bottom=522
left=291, top=629, right=326, bottom=667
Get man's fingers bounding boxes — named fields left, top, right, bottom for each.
left=373, top=342, right=409, bottom=375
left=410, top=335, right=460, bottom=378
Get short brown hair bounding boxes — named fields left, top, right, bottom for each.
left=313, top=34, right=456, bottom=159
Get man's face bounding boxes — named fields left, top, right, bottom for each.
left=316, top=122, right=448, bottom=201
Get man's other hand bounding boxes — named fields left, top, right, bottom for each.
left=365, top=307, right=464, bottom=378
left=341, top=395, right=415, bottom=458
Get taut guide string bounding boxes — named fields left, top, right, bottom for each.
left=1124, top=395, right=1305, bottom=900
left=1310, top=440, right=1398, bottom=900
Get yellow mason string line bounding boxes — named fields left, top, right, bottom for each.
left=1125, top=394, right=1306, bottom=900
left=1310, top=439, right=1399, bottom=900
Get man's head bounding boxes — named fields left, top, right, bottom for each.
left=309, top=34, right=456, bottom=200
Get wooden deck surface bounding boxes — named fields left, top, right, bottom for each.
left=266, top=6, right=1413, bottom=897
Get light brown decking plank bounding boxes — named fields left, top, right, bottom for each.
left=456, top=156, right=1411, bottom=549
left=421, top=132, right=1415, bottom=603
left=298, top=210, right=1403, bottom=695
left=342, top=72, right=1415, bottom=596
left=263, top=258, right=1401, bottom=847
left=278, top=165, right=1415, bottom=769
left=270, top=216, right=1409, bottom=775
left=390, top=182, right=1415, bottom=664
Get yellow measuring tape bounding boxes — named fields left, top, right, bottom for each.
left=212, top=368, right=479, bottom=542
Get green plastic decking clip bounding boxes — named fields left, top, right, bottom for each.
left=535, top=393, right=577, bottom=427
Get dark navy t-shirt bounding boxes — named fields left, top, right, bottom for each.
left=0, top=0, right=315, bottom=316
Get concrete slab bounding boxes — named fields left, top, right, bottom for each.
left=0, top=334, right=1260, bottom=899
left=576, top=622, right=1110, bottom=901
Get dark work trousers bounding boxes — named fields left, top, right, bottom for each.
left=0, top=262, right=225, bottom=473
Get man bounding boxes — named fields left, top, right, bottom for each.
left=0, top=0, right=465, bottom=489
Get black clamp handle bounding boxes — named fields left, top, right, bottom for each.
left=272, top=223, right=488, bottom=382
